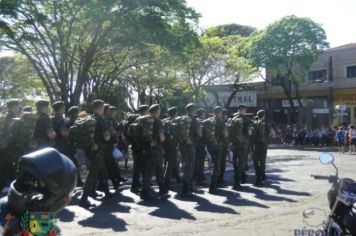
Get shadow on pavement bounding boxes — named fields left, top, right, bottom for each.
left=238, top=186, right=297, bottom=203
left=57, top=208, right=75, bottom=222
left=148, top=200, right=197, bottom=220
left=76, top=194, right=133, bottom=232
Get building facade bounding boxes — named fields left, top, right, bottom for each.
left=261, top=43, right=356, bottom=128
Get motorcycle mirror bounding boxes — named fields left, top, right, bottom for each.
left=319, top=153, right=334, bottom=165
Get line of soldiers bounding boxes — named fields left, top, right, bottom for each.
left=0, top=98, right=270, bottom=208
left=124, top=102, right=270, bottom=201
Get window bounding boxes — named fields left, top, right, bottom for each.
left=309, top=69, right=326, bottom=83
left=346, top=65, right=356, bottom=78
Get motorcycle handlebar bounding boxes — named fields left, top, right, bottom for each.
left=311, top=175, right=330, bottom=180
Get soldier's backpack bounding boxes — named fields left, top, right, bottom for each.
left=226, top=116, right=243, bottom=143
left=202, top=117, right=217, bottom=145
left=123, top=113, right=140, bottom=144
left=69, top=116, right=96, bottom=149
left=170, top=115, right=192, bottom=144
left=162, top=118, right=172, bottom=138
left=9, top=112, right=37, bottom=148
left=134, top=115, right=155, bottom=145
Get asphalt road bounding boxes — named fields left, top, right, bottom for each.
left=58, top=149, right=356, bottom=236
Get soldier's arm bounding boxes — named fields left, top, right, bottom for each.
left=44, top=118, right=56, bottom=140
left=59, top=119, right=69, bottom=138
left=157, top=119, right=165, bottom=143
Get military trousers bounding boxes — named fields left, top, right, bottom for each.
left=132, top=149, right=146, bottom=188
left=194, top=144, right=206, bottom=181
left=0, top=147, right=16, bottom=192
left=180, top=144, right=196, bottom=188
left=253, top=142, right=268, bottom=181
left=207, top=144, right=221, bottom=188
left=163, top=143, right=179, bottom=183
left=232, top=143, right=249, bottom=185
left=82, top=148, right=109, bottom=198
left=219, top=143, right=229, bottom=181
left=142, top=146, right=165, bottom=193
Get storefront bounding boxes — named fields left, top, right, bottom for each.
left=334, top=94, right=356, bottom=125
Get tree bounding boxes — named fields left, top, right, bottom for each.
left=0, top=56, right=45, bottom=107
left=248, top=15, right=329, bottom=123
left=0, top=0, right=199, bottom=106
left=204, top=23, right=256, bottom=38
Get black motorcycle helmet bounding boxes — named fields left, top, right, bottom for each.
left=7, top=148, right=77, bottom=216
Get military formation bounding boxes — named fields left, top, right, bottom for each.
left=0, top=99, right=270, bottom=208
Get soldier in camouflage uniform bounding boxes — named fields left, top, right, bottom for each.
left=194, top=108, right=207, bottom=186
left=140, top=104, right=169, bottom=201
left=103, top=104, right=126, bottom=190
left=203, top=106, right=228, bottom=193
left=218, top=108, right=229, bottom=184
left=180, top=103, right=201, bottom=197
left=228, top=104, right=252, bottom=190
left=51, top=101, right=69, bottom=154
left=162, top=107, right=180, bottom=189
left=0, top=99, right=21, bottom=192
left=33, top=100, right=56, bottom=149
left=79, top=100, right=112, bottom=208
left=253, top=110, right=270, bottom=186
left=66, top=105, right=83, bottom=186
left=130, top=105, right=149, bottom=194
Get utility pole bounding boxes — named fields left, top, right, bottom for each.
left=328, top=56, right=334, bottom=126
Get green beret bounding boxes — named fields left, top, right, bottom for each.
left=196, top=108, right=205, bottom=116
left=213, top=106, right=223, bottom=113
left=185, top=103, right=196, bottom=111
left=68, top=106, right=79, bottom=116
left=109, top=106, right=117, bottom=111
left=35, top=100, right=50, bottom=110
left=138, top=105, right=149, bottom=113
left=167, top=106, right=178, bottom=116
left=92, top=99, right=105, bottom=109
left=237, top=104, right=247, bottom=109
left=149, top=104, right=160, bottom=113
left=7, top=99, right=20, bottom=108
left=52, top=101, right=65, bottom=112
left=22, top=106, right=33, bottom=112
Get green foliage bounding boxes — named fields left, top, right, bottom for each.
left=0, top=0, right=200, bottom=106
left=0, top=56, right=45, bottom=106
left=204, top=24, right=257, bottom=38
left=248, top=15, right=329, bottom=81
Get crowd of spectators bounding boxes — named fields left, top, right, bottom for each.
left=269, top=124, right=356, bottom=154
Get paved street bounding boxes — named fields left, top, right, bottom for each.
left=58, top=149, right=356, bottom=236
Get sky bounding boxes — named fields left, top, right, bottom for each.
left=186, top=0, right=356, bottom=47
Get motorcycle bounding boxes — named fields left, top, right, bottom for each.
left=303, top=153, right=356, bottom=236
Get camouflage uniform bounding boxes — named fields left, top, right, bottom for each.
left=162, top=117, right=179, bottom=187
left=52, top=113, right=68, bottom=153
left=219, top=114, right=229, bottom=183
left=33, top=112, right=55, bottom=149
left=194, top=115, right=206, bottom=184
left=103, top=114, right=123, bottom=190
left=140, top=108, right=167, bottom=199
left=80, top=112, right=111, bottom=205
left=228, top=112, right=252, bottom=188
left=180, top=111, right=200, bottom=196
left=253, top=111, right=270, bottom=184
left=0, top=110, right=18, bottom=191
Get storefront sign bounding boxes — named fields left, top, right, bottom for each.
left=205, top=90, right=257, bottom=107
left=335, top=95, right=356, bottom=103
left=312, top=108, right=330, bottom=114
